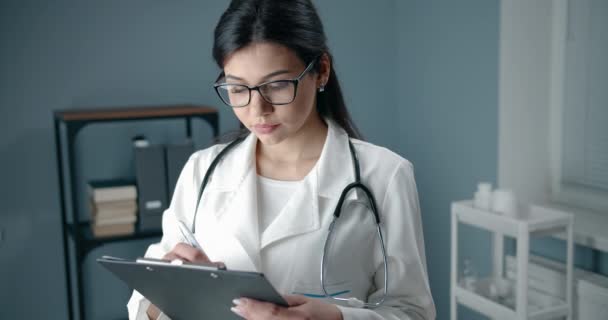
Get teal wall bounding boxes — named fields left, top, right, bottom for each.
left=394, top=1, right=608, bottom=319
left=1, top=1, right=606, bottom=320
left=0, top=0, right=397, bottom=319
left=395, top=1, right=500, bottom=318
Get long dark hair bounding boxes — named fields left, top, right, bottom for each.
left=212, top=0, right=362, bottom=139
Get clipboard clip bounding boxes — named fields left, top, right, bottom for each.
left=100, top=255, right=128, bottom=261
left=135, top=257, right=227, bottom=271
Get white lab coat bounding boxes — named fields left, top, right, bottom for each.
left=127, top=120, right=436, bottom=320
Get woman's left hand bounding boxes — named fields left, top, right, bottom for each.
left=231, top=295, right=343, bottom=320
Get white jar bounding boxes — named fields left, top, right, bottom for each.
left=492, top=189, right=518, bottom=218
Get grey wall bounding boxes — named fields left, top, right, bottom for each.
left=0, top=0, right=397, bottom=319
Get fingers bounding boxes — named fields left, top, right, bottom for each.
left=163, top=243, right=224, bottom=267
left=172, top=242, right=211, bottom=262
left=231, top=298, right=293, bottom=320
left=163, top=243, right=226, bottom=268
left=162, top=252, right=182, bottom=261
left=283, top=294, right=309, bottom=307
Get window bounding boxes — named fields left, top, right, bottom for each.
left=550, top=0, right=608, bottom=213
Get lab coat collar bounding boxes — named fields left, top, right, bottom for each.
left=203, top=119, right=359, bottom=267
left=315, top=119, right=359, bottom=201
left=205, top=119, right=358, bottom=201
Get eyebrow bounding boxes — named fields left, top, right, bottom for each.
left=224, top=69, right=292, bottom=83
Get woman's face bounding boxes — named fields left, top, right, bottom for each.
left=222, top=42, right=325, bottom=146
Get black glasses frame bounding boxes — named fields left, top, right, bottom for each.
left=213, top=58, right=318, bottom=108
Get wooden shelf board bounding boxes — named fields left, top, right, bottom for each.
left=54, top=104, right=217, bottom=122
left=67, top=222, right=162, bottom=247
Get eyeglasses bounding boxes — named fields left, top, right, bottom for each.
left=213, top=58, right=317, bottom=108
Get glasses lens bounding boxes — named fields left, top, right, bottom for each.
left=259, top=81, right=296, bottom=105
left=216, top=84, right=250, bottom=107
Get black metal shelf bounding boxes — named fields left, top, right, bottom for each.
left=66, top=222, right=163, bottom=252
left=54, top=104, right=219, bottom=320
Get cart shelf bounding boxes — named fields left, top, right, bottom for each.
left=450, top=199, right=574, bottom=320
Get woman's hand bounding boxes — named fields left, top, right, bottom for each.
left=230, top=295, right=343, bottom=320
left=162, top=242, right=225, bottom=268
left=146, top=243, right=225, bottom=319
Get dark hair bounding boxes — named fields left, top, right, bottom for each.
left=212, top=0, right=362, bottom=139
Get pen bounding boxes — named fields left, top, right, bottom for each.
left=177, top=220, right=203, bottom=251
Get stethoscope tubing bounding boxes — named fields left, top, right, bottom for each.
left=191, top=135, right=388, bottom=308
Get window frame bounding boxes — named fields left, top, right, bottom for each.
left=548, top=0, right=608, bottom=213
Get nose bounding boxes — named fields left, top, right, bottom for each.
left=248, top=89, right=274, bottom=116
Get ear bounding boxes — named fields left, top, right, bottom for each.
left=316, top=53, right=331, bottom=88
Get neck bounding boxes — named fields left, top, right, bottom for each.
left=257, top=114, right=328, bottom=164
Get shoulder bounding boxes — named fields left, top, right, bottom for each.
left=350, top=138, right=415, bottom=179
left=189, top=143, right=228, bottom=165
left=349, top=139, right=417, bottom=209
left=182, top=143, right=230, bottom=183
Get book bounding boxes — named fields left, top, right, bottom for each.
left=94, top=199, right=138, bottom=212
left=88, top=179, right=137, bottom=203
left=90, top=199, right=138, bottom=219
left=93, top=214, right=137, bottom=226
left=91, top=223, right=135, bottom=238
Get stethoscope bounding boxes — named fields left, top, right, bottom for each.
left=189, top=135, right=389, bottom=309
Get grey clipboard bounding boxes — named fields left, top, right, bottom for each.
left=98, top=256, right=288, bottom=320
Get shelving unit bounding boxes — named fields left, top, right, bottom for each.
left=53, top=105, right=219, bottom=320
left=450, top=200, right=574, bottom=320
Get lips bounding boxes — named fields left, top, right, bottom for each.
left=253, top=123, right=280, bottom=134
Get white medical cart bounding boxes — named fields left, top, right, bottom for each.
left=450, top=200, right=574, bottom=320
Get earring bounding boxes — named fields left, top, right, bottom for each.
left=318, top=83, right=326, bottom=93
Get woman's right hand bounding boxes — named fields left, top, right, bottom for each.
left=161, top=242, right=225, bottom=268
left=146, top=243, right=225, bottom=319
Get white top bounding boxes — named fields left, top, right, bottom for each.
left=256, top=175, right=301, bottom=233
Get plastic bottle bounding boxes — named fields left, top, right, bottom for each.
left=473, top=182, right=492, bottom=210
left=460, top=258, right=478, bottom=291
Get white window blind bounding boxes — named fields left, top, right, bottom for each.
left=560, top=0, right=608, bottom=208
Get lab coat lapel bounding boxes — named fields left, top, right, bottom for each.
left=260, top=120, right=358, bottom=249
left=260, top=169, right=320, bottom=249
left=206, top=134, right=262, bottom=271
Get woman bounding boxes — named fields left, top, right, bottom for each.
left=127, top=0, right=435, bottom=319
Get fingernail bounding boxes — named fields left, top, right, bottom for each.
left=232, top=298, right=242, bottom=306
left=230, top=306, right=243, bottom=316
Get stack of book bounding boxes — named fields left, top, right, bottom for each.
left=88, top=179, right=138, bottom=238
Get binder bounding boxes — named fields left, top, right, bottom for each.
left=165, top=141, right=194, bottom=200
left=134, top=143, right=168, bottom=232
left=98, top=256, right=288, bottom=320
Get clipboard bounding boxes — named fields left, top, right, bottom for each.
left=98, top=256, right=288, bottom=320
